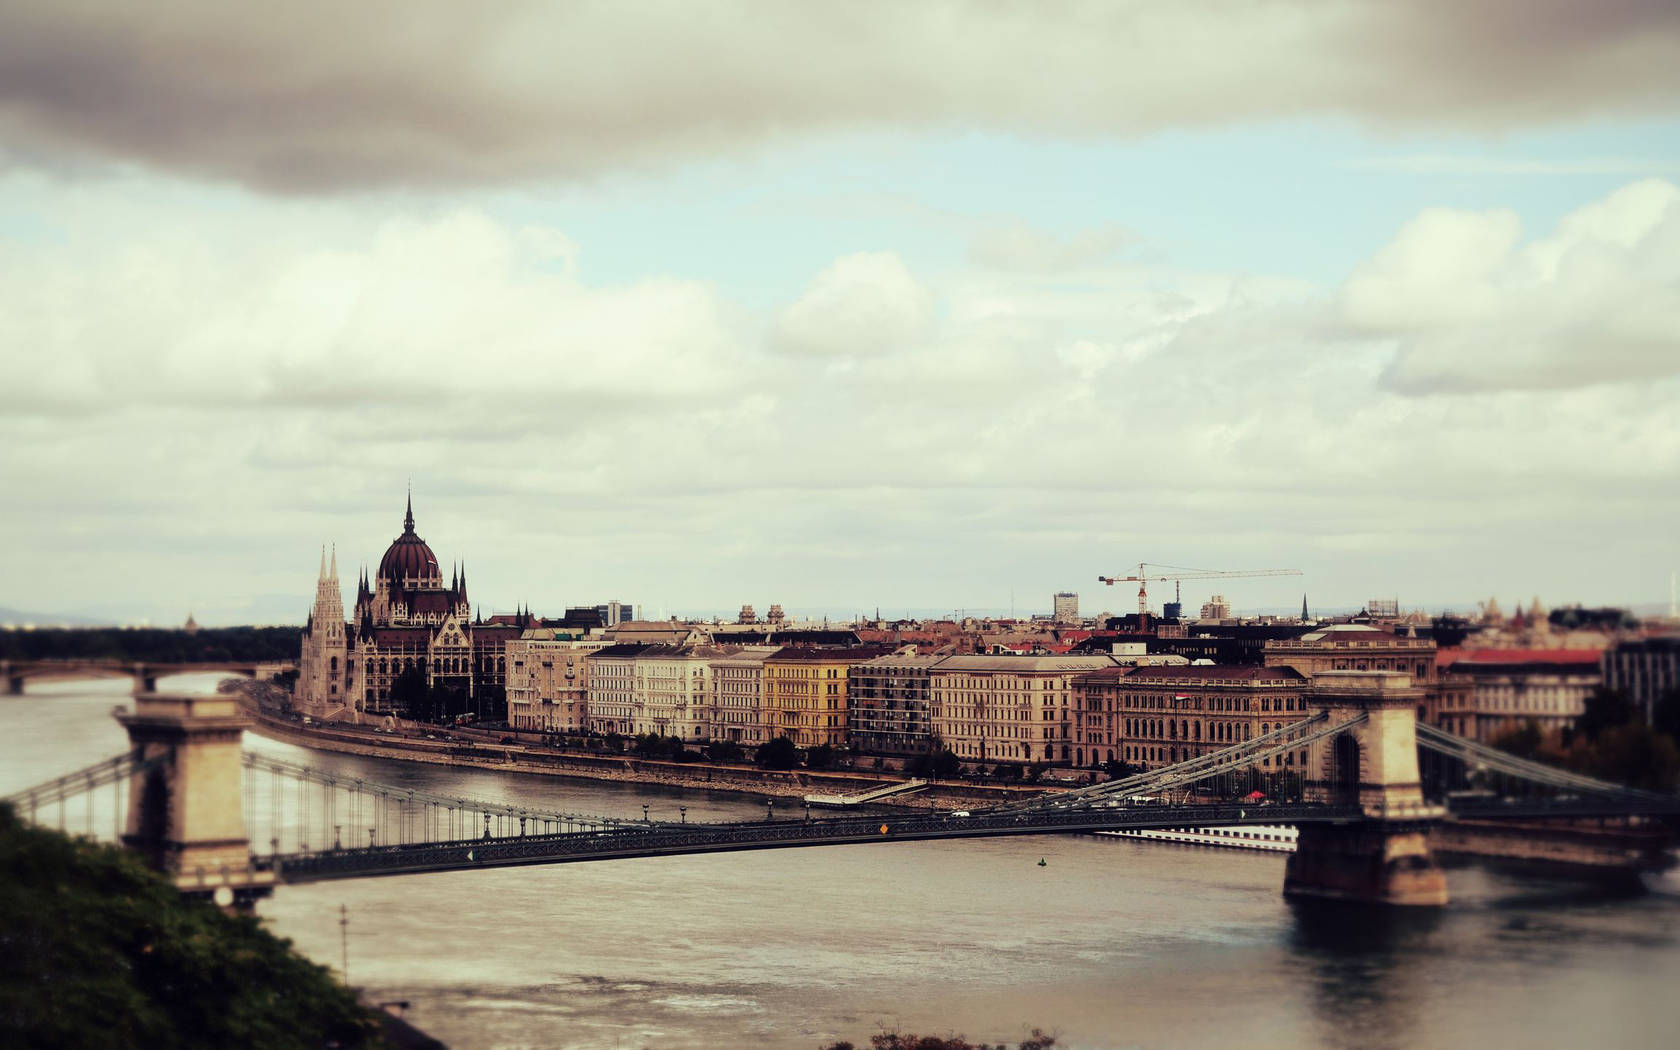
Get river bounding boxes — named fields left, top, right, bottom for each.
left=5, top=678, right=1678, bottom=1049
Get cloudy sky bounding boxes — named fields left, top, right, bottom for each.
left=2, top=1, right=1678, bottom=625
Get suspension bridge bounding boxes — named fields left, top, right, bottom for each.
left=6, top=671, right=1677, bottom=908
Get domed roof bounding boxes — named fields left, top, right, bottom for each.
left=378, top=494, right=440, bottom=583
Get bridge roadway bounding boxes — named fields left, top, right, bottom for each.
left=267, top=802, right=1367, bottom=884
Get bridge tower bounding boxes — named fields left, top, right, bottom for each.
left=115, top=692, right=273, bottom=908
left=1283, top=671, right=1448, bottom=907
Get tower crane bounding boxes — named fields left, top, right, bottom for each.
left=1098, top=563, right=1303, bottom=616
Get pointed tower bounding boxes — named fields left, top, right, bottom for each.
left=299, top=541, right=349, bottom=719
left=1301, top=594, right=1309, bottom=620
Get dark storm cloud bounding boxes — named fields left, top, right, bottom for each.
left=1, top=1, right=1676, bottom=193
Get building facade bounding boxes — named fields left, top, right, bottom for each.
left=1264, top=624, right=1436, bottom=682
left=847, top=654, right=944, bottom=760
left=505, top=631, right=604, bottom=732
left=1441, top=649, right=1602, bottom=742
left=709, top=646, right=779, bottom=745
left=928, top=654, right=1119, bottom=766
left=584, top=643, right=648, bottom=736
left=297, top=496, right=523, bottom=723
left=1075, top=664, right=1310, bottom=771
left=1602, top=636, right=1680, bottom=722
left=762, top=647, right=887, bottom=748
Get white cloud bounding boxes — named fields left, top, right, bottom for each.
left=2, top=176, right=1677, bottom=621
left=1342, top=179, right=1680, bottom=393
left=772, top=252, right=931, bottom=358
left=0, top=197, right=748, bottom=414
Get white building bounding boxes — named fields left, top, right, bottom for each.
left=1053, top=592, right=1079, bottom=625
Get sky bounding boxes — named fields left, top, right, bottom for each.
left=1, top=1, right=1678, bottom=626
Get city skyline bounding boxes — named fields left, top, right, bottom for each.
left=2, top=3, right=1677, bottom=625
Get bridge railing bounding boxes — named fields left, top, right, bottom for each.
left=268, top=801, right=1366, bottom=882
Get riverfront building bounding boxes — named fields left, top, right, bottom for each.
left=1602, top=636, right=1680, bottom=722
left=1076, top=664, right=1310, bottom=771
left=297, top=495, right=527, bottom=723
left=709, top=646, right=780, bottom=746
left=1438, top=648, right=1602, bottom=742
left=763, top=646, right=889, bottom=749
left=929, top=654, right=1120, bottom=766
left=847, top=654, right=944, bottom=761
left=505, top=631, right=604, bottom=733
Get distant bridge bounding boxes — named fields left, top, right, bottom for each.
left=1, top=658, right=294, bottom=695
left=6, top=671, right=1678, bottom=908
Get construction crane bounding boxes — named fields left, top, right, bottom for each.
left=1098, top=563, right=1303, bottom=616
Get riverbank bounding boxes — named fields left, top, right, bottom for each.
left=237, top=697, right=1041, bottom=810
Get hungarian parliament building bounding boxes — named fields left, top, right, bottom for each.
left=295, top=495, right=527, bottom=722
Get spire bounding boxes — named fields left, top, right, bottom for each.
left=404, top=484, right=415, bottom=534
left=1301, top=593, right=1308, bottom=620
left=319, top=545, right=327, bottom=580
left=329, top=544, right=338, bottom=581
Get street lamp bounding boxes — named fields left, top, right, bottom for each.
left=642, top=804, right=650, bottom=823
left=680, top=806, right=687, bottom=823
left=766, top=799, right=775, bottom=821
left=804, top=800, right=811, bottom=823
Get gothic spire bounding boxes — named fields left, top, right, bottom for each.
left=404, top=484, right=415, bottom=534
left=1301, top=593, right=1308, bottom=620
left=329, top=544, right=338, bottom=581
left=319, top=544, right=326, bottom=580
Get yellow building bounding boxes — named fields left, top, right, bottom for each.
left=762, top=647, right=888, bottom=748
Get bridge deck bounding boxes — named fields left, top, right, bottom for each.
left=269, top=802, right=1369, bottom=883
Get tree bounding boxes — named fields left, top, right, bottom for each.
left=807, top=744, right=837, bottom=770
left=1653, top=685, right=1680, bottom=743
left=1573, top=687, right=1638, bottom=743
left=706, top=740, right=744, bottom=764
left=0, top=805, right=390, bottom=1049
left=388, top=666, right=428, bottom=719
left=931, top=748, right=962, bottom=780
left=1491, top=720, right=1544, bottom=760
left=755, top=736, right=800, bottom=771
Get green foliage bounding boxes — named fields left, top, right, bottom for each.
left=1653, top=685, right=1680, bottom=742
left=1491, top=720, right=1544, bottom=760
left=1573, top=687, right=1639, bottom=743
left=806, top=743, right=837, bottom=770
left=1102, top=759, right=1141, bottom=780
left=0, top=805, right=385, bottom=1050
left=1493, top=717, right=1680, bottom=793
left=931, top=748, right=963, bottom=780
left=706, top=739, right=745, bottom=764
left=822, top=1029, right=1055, bottom=1050
left=0, top=626, right=301, bottom=664
left=388, top=666, right=428, bottom=718
left=756, top=736, right=800, bottom=770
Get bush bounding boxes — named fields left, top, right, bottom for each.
left=756, top=736, right=800, bottom=771
left=0, top=805, right=388, bottom=1049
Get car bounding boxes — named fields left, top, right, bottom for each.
left=950, top=810, right=971, bottom=818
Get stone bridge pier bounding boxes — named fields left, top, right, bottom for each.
left=1284, top=671, right=1449, bottom=907
left=115, top=692, right=272, bottom=909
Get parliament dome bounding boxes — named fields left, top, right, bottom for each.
left=378, top=495, right=440, bottom=583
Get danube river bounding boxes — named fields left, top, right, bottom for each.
left=6, top=679, right=1679, bottom=1049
